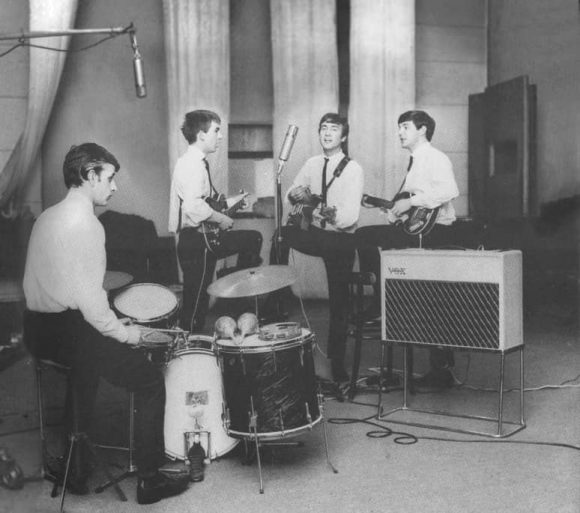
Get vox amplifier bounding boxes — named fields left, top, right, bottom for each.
left=380, top=249, right=523, bottom=351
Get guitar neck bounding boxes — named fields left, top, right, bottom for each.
left=362, top=194, right=394, bottom=210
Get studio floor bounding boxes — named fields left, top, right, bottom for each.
left=0, top=291, right=579, bottom=513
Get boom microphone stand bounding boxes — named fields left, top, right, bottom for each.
left=273, top=124, right=299, bottom=262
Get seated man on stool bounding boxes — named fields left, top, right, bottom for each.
left=356, top=110, right=482, bottom=391
left=23, top=143, right=189, bottom=504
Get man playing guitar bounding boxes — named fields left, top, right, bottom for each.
left=168, top=110, right=262, bottom=333
left=355, top=110, right=469, bottom=391
left=269, top=112, right=364, bottom=384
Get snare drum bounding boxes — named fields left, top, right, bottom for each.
left=113, top=283, right=179, bottom=328
left=164, top=335, right=238, bottom=460
left=215, top=324, right=321, bottom=439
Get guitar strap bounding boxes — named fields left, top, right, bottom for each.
left=325, top=156, right=350, bottom=192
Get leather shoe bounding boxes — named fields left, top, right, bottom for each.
left=413, top=369, right=454, bottom=392
left=137, top=471, right=189, bottom=505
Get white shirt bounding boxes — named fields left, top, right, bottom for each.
left=23, top=189, right=129, bottom=342
left=403, top=141, right=459, bottom=225
left=168, top=145, right=214, bottom=233
left=287, top=152, right=364, bottom=232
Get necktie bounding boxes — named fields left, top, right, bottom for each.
left=407, top=156, right=414, bottom=172
left=320, top=157, right=329, bottom=228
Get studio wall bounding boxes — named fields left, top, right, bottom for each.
left=488, top=0, right=580, bottom=204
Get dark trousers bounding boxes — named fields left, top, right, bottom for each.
left=271, top=225, right=356, bottom=365
left=178, top=227, right=262, bottom=332
left=23, top=309, right=165, bottom=476
left=355, top=221, right=485, bottom=371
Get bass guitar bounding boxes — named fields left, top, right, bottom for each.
left=201, top=191, right=248, bottom=249
left=361, top=192, right=440, bottom=236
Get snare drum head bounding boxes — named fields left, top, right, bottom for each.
left=114, top=283, right=179, bottom=323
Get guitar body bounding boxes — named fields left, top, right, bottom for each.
left=201, top=192, right=247, bottom=249
left=286, top=193, right=322, bottom=231
left=361, top=192, right=440, bottom=236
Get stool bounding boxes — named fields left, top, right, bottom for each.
left=35, top=359, right=126, bottom=511
left=346, top=272, right=401, bottom=401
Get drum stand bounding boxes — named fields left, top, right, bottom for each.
left=245, top=393, right=337, bottom=494
left=94, top=392, right=136, bottom=500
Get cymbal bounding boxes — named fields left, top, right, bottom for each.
left=207, top=265, right=297, bottom=298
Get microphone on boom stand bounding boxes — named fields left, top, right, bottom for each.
left=274, top=125, right=299, bottom=246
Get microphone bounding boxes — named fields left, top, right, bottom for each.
left=129, top=30, right=147, bottom=98
left=278, top=125, right=299, bottom=162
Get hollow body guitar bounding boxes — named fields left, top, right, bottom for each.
left=201, top=191, right=248, bottom=249
left=286, top=192, right=323, bottom=230
left=362, top=192, right=440, bottom=236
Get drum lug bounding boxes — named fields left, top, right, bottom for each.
left=279, top=409, right=285, bottom=436
left=305, top=402, right=312, bottom=426
left=299, top=346, right=304, bottom=367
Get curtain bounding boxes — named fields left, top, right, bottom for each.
left=349, top=0, right=415, bottom=226
left=162, top=0, right=230, bottom=194
left=270, top=0, right=339, bottom=194
left=270, top=0, right=339, bottom=299
left=0, top=0, right=78, bottom=210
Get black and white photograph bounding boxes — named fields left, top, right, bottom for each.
left=0, top=1, right=578, bottom=512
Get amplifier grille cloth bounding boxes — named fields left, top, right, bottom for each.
left=384, top=279, right=500, bottom=350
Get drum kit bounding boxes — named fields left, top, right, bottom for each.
left=110, top=265, right=336, bottom=493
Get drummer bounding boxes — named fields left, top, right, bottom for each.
left=22, top=143, right=189, bottom=504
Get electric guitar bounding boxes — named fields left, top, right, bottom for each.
left=201, top=191, right=248, bottom=248
left=361, top=192, right=440, bottom=236
left=286, top=191, right=323, bottom=230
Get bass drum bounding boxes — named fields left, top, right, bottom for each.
left=164, top=335, right=238, bottom=460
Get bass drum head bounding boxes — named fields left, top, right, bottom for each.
left=164, top=339, right=238, bottom=460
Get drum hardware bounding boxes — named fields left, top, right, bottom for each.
left=183, top=430, right=210, bottom=466
left=164, top=335, right=239, bottom=461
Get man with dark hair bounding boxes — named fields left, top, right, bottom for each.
left=169, top=109, right=262, bottom=332
left=23, top=143, right=189, bottom=504
left=269, top=112, right=364, bottom=383
left=355, top=110, right=480, bottom=391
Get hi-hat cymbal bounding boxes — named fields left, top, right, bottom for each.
left=207, top=265, right=297, bottom=298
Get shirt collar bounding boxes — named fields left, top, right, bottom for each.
left=323, top=150, right=346, bottom=163
left=66, top=187, right=94, bottom=211
left=410, top=141, right=431, bottom=158
left=186, top=145, right=207, bottom=161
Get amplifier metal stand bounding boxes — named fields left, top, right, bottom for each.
left=376, top=342, right=526, bottom=438
left=243, top=393, right=337, bottom=494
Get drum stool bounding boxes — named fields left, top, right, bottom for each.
left=35, top=359, right=126, bottom=512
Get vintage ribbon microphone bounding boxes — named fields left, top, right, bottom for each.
left=274, top=124, right=299, bottom=250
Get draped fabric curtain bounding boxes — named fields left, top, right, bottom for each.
left=162, top=0, right=230, bottom=194
left=270, top=0, right=339, bottom=194
left=270, top=0, right=339, bottom=299
left=0, top=0, right=78, bottom=210
left=349, top=0, right=415, bottom=226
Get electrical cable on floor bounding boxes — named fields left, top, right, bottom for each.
left=328, top=413, right=580, bottom=452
